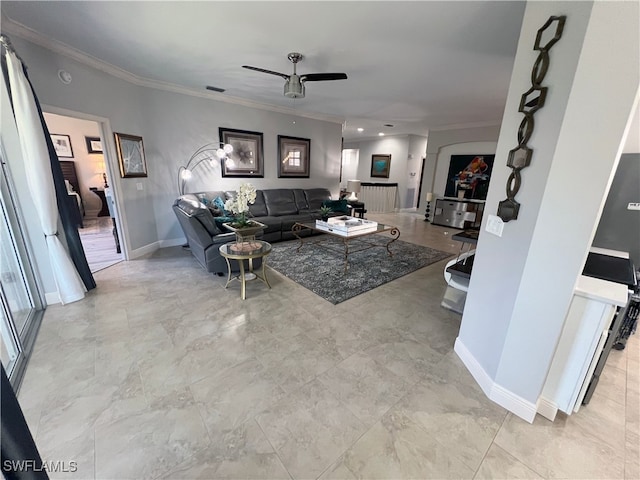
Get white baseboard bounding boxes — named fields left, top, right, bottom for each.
left=159, top=237, right=187, bottom=248
left=454, top=337, right=494, bottom=397
left=536, top=396, right=558, bottom=422
left=490, top=381, right=537, bottom=423
left=45, top=291, right=61, bottom=305
left=129, top=241, right=160, bottom=259
left=454, top=337, right=537, bottom=423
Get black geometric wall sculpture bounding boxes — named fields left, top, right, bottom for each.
left=497, top=15, right=566, bottom=222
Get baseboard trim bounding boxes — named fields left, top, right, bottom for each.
left=454, top=337, right=494, bottom=396
left=129, top=241, right=160, bottom=259
left=45, top=291, right=61, bottom=305
left=490, top=381, right=537, bottom=423
left=454, top=337, right=537, bottom=423
left=537, top=396, right=558, bottom=422
left=159, top=237, right=186, bottom=248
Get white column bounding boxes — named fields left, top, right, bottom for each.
left=455, top=0, right=639, bottom=421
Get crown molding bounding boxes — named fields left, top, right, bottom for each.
left=1, top=16, right=344, bottom=125
left=429, top=120, right=501, bottom=132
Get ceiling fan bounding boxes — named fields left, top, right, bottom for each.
left=242, top=52, right=347, bottom=99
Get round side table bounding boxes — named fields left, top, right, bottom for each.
left=219, top=240, right=272, bottom=300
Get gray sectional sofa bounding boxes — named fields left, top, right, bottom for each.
left=173, top=188, right=348, bottom=274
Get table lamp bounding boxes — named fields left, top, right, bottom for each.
left=346, top=180, right=361, bottom=201
left=424, top=192, right=434, bottom=222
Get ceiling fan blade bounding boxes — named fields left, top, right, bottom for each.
left=300, top=73, right=348, bottom=82
left=242, top=65, right=289, bottom=80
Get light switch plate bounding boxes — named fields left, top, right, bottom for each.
left=136, top=182, right=143, bottom=191
left=627, top=202, right=640, bottom=210
left=485, top=214, right=504, bottom=237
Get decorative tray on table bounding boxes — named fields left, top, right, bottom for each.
left=315, top=216, right=378, bottom=236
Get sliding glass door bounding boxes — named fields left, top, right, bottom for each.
left=0, top=147, right=44, bottom=387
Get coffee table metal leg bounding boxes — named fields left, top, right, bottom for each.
left=292, top=223, right=306, bottom=252
left=343, top=238, right=350, bottom=273
left=385, top=227, right=401, bottom=257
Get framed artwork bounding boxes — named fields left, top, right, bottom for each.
left=114, top=133, right=147, bottom=178
left=277, top=135, right=310, bottom=178
left=51, top=134, right=73, bottom=158
left=85, top=136, right=103, bottom=154
left=444, top=154, right=495, bottom=200
left=219, top=127, right=264, bottom=177
left=371, top=154, right=391, bottom=178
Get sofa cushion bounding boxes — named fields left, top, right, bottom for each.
left=278, top=213, right=315, bottom=232
left=292, top=189, right=309, bottom=212
left=263, top=189, right=298, bottom=216
left=304, top=188, right=332, bottom=211
left=251, top=216, right=282, bottom=233
left=248, top=190, right=268, bottom=217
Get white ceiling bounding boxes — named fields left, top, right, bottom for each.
left=1, top=1, right=527, bottom=140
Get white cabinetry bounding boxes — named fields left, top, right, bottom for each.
left=539, top=276, right=628, bottom=421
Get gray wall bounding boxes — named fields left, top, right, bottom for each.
left=8, top=36, right=343, bottom=256
left=593, top=154, right=640, bottom=265
left=344, top=135, right=428, bottom=209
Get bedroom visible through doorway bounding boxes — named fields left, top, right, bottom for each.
left=43, top=112, right=123, bottom=272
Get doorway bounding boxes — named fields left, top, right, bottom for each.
left=43, top=112, right=124, bottom=272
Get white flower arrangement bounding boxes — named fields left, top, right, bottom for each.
left=224, top=183, right=257, bottom=227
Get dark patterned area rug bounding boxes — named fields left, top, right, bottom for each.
left=267, top=236, right=452, bottom=304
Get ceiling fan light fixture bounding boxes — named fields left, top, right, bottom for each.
left=284, top=77, right=305, bottom=98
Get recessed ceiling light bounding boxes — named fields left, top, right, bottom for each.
left=378, top=132, right=385, bottom=136
left=357, top=128, right=364, bottom=132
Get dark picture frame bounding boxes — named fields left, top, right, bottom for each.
left=114, top=132, right=148, bottom=178
left=371, top=154, right=391, bottom=178
left=50, top=134, right=73, bottom=158
left=219, top=127, right=264, bottom=177
left=277, top=135, right=310, bottom=178
left=85, top=136, right=103, bottom=154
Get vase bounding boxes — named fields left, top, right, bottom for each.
left=223, top=220, right=266, bottom=244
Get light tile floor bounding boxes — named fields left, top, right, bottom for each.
left=18, top=212, right=639, bottom=479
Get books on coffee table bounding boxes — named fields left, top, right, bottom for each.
left=315, top=216, right=378, bottom=236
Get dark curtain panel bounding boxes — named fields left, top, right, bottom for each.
left=1, top=48, right=96, bottom=291
left=1, top=365, right=49, bottom=480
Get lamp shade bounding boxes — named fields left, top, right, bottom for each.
left=426, top=192, right=434, bottom=202
left=346, top=180, right=361, bottom=193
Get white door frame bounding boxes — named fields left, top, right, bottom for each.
left=42, top=105, right=130, bottom=261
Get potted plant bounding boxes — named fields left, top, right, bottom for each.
left=319, top=205, right=332, bottom=221
left=223, top=183, right=265, bottom=241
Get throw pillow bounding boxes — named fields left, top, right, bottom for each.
left=208, top=205, right=223, bottom=217
left=213, top=196, right=229, bottom=215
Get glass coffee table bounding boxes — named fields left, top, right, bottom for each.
left=219, top=240, right=272, bottom=299
left=292, top=221, right=400, bottom=273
